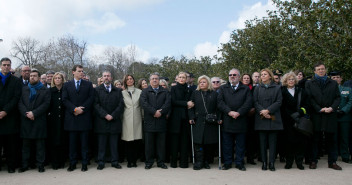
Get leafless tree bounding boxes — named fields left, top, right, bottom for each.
left=11, top=37, right=42, bottom=67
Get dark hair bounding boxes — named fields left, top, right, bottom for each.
left=123, top=74, right=135, bottom=89
left=72, top=65, right=83, bottom=72
left=0, top=57, right=11, bottom=64
left=313, top=62, right=325, bottom=71
left=241, top=73, right=253, bottom=85
left=294, top=70, right=305, bottom=78
left=31, top=69, right=41, bottom=77
left=137, top=78, right=147, bottom=90
left=46, top=70, right=55, bottom=75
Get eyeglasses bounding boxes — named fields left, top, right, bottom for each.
left=11, top=72, right=15, bottom=74
left=229, top=74, right=238, bottom=77
left=212, top=81, right=220, bottom=83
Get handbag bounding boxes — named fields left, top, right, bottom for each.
left=201, top=91, right=217, bottom=124
left=291, top=89, right=313, bottom=136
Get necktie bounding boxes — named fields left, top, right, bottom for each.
left=106, top=86, right=110, bottom=92
left=76, top=81, right=80, bottom=91
left=153, top=88, right=158, bottom=93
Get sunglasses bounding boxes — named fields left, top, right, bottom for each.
left=212, top=81, right=220, bottom=83
left=11, top=72, right=15, bottom=74
left=229, top=74, right=238, bottom=77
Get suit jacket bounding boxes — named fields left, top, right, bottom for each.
left=18, top=85, right=50, bottom=138
left=62, top=79, right=94, bottom=131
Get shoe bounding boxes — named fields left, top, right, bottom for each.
left=145, top=164, right=152, bottom=169
left=8, top=168, right=15, bottom=173
left=127, top=163, right=132, bottom=168
left=132, top=163, right=137, bottom=167
left=247, top=159, right=256, bottom=165
left=81, top=164, right=88, bottom=172
left=297, top=164, right=304, bottom=170
left=284, top=164, right=292, bottom=169
left=193, top=163, right=202, bottom=170
left=262, top=162, right=267, bottom=171
left=18, top=167, right=28, bottom=173
left=328, top=163, right=342, bottom=170
left=204, top=162, right=210, bottom=169
left=38, top=166, right=45, bottom=173
left=235, top=164, right=246, bottom=171
left=170, top=162, right=177, bottom=168
left=67, top=164, right=76, bottom=172
left=269, top=162, right=275, bottom=171
left=309, top=162, right=317, bottom=169
left=157, top=163, right=168, bottom=169
left=222, top=164, right=232, bottom=170
left=112, top=164, right=122, bottom=169
left=342, top=158, right=351, bottom=164
left=97, top=164, right=104, bottom=170
left=179, top=164, right=189, bottom=168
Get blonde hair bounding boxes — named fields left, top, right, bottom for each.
left=178, top=72, right=188, bottom=78
left=159, top=79, right=169, bottom=89
left=259, top=68, right=274, bottom=83
left=114, top=80, right=122, bottom=87
left=51, top=72, right=65, bottom=87
left=196, top=75, right=213, bottom=91
left=281, top=72, right=298, bottom=87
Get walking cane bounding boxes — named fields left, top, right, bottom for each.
left=191, top=122, right=195, bottom=164
left=218, top=124, right=221, bottom=170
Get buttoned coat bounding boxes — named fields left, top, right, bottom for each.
left=121, top=87, right=143, bottom=141
left=169, top=83, right=191, bottom=133
left=218, top=82, right=253, bottom=133
left=140, top=85, right=171, bottom=132
left=47, top=87, right=65, bottom=145
left=337, top=85, right=352, bottom=122
left=305, top=78, right=340, bottom=133
left=0, top=74, right=22, bottom=135
left=62, top=79, right=94, bottom=131
left=94, top=84, right=124, bottom=134
left=253, top=82, right=283, bottom=131
left=18, top=85, right=51, bottom=138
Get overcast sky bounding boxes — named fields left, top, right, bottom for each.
left=0, top=0, right=275, bottom=67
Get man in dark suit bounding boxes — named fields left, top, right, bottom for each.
left=0, top=57, right=22, bottom=173
left=140, top=72, right=171, bottom=170
left=20, top=66, right=31, bottom=86
left=94, top=71, right=124, bottom=170
left=62, top=65, right=94, bottom=172
left=18, top=69, right=51, bottom=173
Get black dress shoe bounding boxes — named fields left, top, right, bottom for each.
left=170, top=162, right=177, bottom=168
left=112, top=163, right=122, bottom=169
left=235, top=164, right=246, bottom=171
left=145, top=164, right=152, bottom=169
left=97, top=164, right=104, bottom=170
left=222, top=164, right=232, bottom=170
left=132, top=163, right=137, bottom=167
left=204, top=162, right=210, bottom=169
left=284, top=164, right=292, bottom=169
left=8, top=167, right=15, bottom=173
left=157, top=163, right=168, bottom=169
left=297, top=164, right=305, bottom=170
left=262, top=162, right=267, bottom=171
left=67, top=164, right=76, bottom=172
left=38, top=166, right=45, bottom=173
left=127, top=163, right=132, bottom=168
left=18, top=167, right=28, bottom=173
left=193, top=163, right=202, bottom=170
left=81, top=165, right=88, bottom=172
left=269, top=162, right=275, bottom=171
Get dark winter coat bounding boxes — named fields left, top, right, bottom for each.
left=18, top=85, right=51, bottom=138
left=217, top=82, right=253, bottom=133
left=140, top=85, right=171, bottom=132
left=94, top=84, right=124, bottom=134
left=62, top=79, right=95, bottom=131
left=253, top=82, right=283, bottom=131
left=169, top=83, right=191, bottom=133
left=0, top=74, right=22, bottom=135
left=47, top=87, right=65, bottom=145
left=305, top=77, right=340, bottom=133
left=188, top=90, right=219, bottom=144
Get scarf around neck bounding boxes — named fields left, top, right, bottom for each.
left=0, top=72, right=11, bottom=85
left=28, top=82, right=44, bottom=102
left=314, top=74, right=327, bottom=88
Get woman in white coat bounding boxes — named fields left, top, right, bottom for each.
left=121, top=74, right=143, bottom=168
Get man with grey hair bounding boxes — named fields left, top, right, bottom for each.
left=140, top=72, right=171, bottom=170
left=211, top=77, right=221, bottom=93
left=218, top=68, right=252, bottom=171
left=40, top=74, right=47, bottom=85
left=46, top=70, right=55, bottom=88
left=20, top=65, right=31, bottom=86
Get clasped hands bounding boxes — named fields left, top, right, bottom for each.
left=260, top=109, right=271, bottom=119
left=321, top=107, right=333, bottom=113
left=74, top=106, right=85, bottom=116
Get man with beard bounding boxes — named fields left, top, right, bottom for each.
left=0, top=57, right=22, bottom=173
left=94, top=71, right=124, bottom=170
left=18, top=69, right=50, bottom=173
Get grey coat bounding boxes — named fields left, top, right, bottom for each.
left=253, top=82, right=283, bottom=131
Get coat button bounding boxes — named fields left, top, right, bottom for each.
left=58, top=98, right=61, bottom=100
left=58, top=115, right=61, bottom=118
left=58, top=106, right=61, bottom=109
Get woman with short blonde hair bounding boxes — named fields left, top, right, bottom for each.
left=281, top=72, right=298, bottom=87
left=196, top=75, right=213, bottom=91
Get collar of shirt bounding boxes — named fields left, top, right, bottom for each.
left=74, top=79, right=81, bottom=84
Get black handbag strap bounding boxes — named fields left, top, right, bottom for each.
left=200, top=91, right=209, bottom=114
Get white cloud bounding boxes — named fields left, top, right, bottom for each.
left=193, top=0, right=276, bottom=58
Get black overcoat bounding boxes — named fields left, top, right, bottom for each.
left=169, top=83, right=191, bottom=133
left=62, top=79, right=94, bottom=131
left=94, top=84, right=124, bottom=134
left=18, top=85, right=51, bottom=138
left=47, top=87, right=65, bottom=145
left=188, top=90, right=219, bottom=144
left=140, top=85, right=171, bottom=132
left=217, top=82, right=253, bottom=133
left=0, top=75, right=22, bottom=135
left=305, top=77, right=340, bottom=133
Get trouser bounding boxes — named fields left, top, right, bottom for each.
left=311, top=131, right=338, bottom=164
left=22, top=138, right=45, bottom=167
left=68, top=131, right=89, bottom=165
left=338, top=121, right=350, bottom=159
left=194, top=144, right=216, bottom=165
left=125, top=139, right=142, bottom=164
left=0, top=134, right=19, bottom=169
left=285, top=132, right=306, bottom=166
left=222, top=131, right=246, bottom=165
left=144, top=132, right=166, bottom=166
left=259, top=131, right=277, bottom=163
left=97, top=134, right=119, bottom=165
left=246, top=129, right=259, bottom=161
left=169, top=131, right=189, bottom=167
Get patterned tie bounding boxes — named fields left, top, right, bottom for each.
left=76, top=81, right=80, bottom=91
left=106, top=85, right=110, bottom=93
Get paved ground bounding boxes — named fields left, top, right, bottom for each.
left=0, top=157, right=351, bottom=185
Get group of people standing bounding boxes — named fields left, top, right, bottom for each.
left=0, top=56, right=351, bottom=174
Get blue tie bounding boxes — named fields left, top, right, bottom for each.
left=76, top=81, right=80, bottom=91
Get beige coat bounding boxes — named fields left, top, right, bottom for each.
left=121, top=87, right=143, bottom=141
